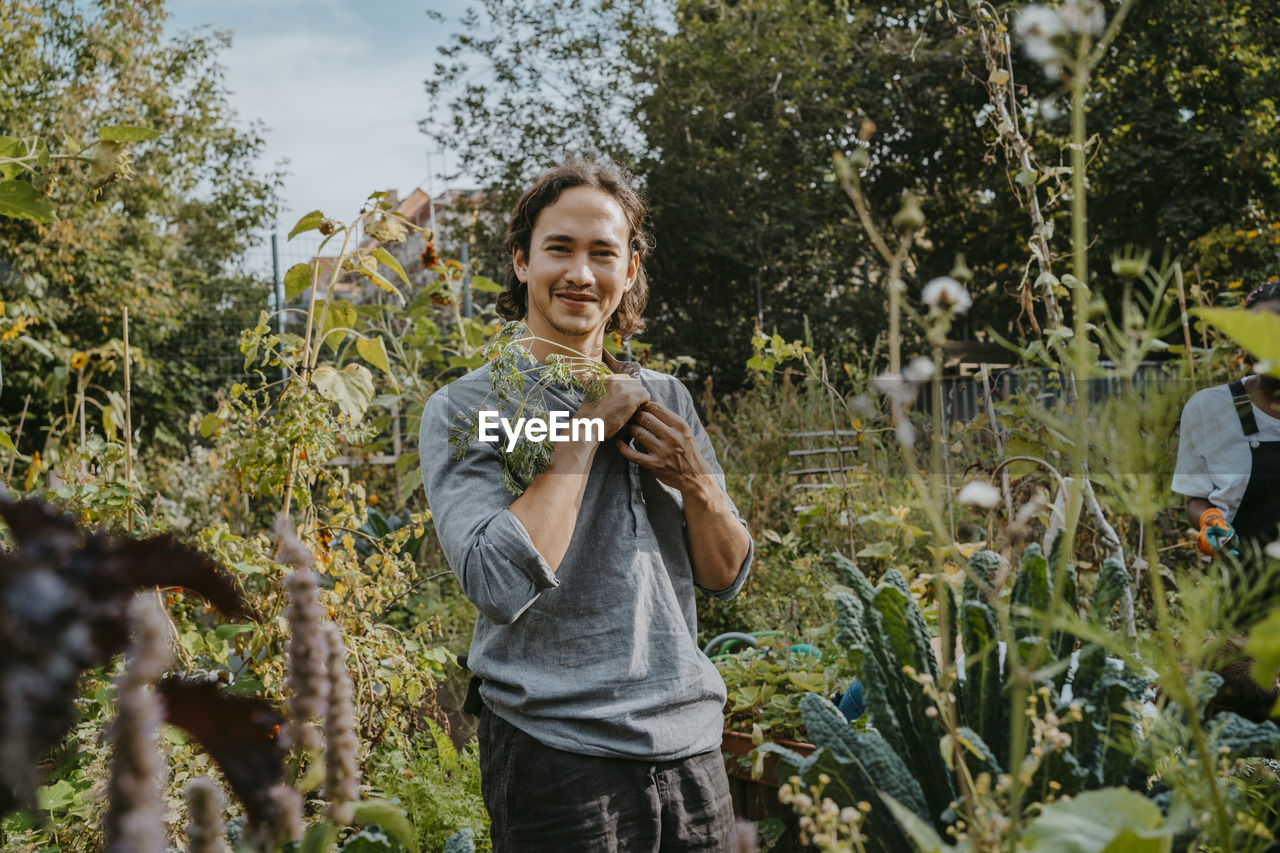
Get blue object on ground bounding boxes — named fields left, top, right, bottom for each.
left=788, top=643, right=822, bottom=660
left=837, top=679, right=865, bottom=721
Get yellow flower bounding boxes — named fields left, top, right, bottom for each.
left=1, top=316, right=36, bottom=341
left=70, top=351, right=88, bottom=370
left=1228, top=280, right=1244, bottom=290
left=23, top=451, right=42, bottom=491
left=1246, top=229, right=1260, bottom=239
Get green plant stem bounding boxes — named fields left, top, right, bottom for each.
left=123, top=306, right=133, bottom=533
left=75, top=366, right=87, bottom=476
left=4, top=394, right=30, bottom=485
left=1145, top=531, right=1235, bottom=851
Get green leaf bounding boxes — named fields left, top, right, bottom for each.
left=785, top=671, right=828, bottom=692
left=299, top=821, right=340, bottom=853
left=470, top=274, right=503, bottom=293
left=1194, top=307, right=1280, bottom=377
left=36, top=779, right=77, bottom=811
left=341, top=825, right=401, bottom=852
left=1014, top=168, right=1039, bottom=187
left=312, top=363, right=375, bottom=422
left=356, top=336, right=395, bottom=382
left=159, top=723, right=190, bottom=746
left=879, top=793, right=949, bottom=853
left=0, top=431, right=15, bottom=454
left=289, top=210, right=325, bottom=240
left=362, top=267, right=404, bottom=302
left=102, top=402, right=118, bottom=442
left=371, top=247, right=410, bottom=288
left=1246, top=608, right=1280, bottom=687
left=319, top=299, right=358, bottom=352
left=350, top=798, right=419, bottom=852
left=1021, top=788, right=1172, bottom=853
left=0, top=136, right=26, bottom=178
left=98, top=125, right=161, bottom=142
left=214, top=623, right=256, bottom=640
left=284, top=263, right=313, bottom=301
left=0, top=179, right=55, bottom=223
left=199, top=412, right=221, bottom=438
left=856, top=540, right=894, bottom=559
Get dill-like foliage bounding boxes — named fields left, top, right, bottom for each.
left=448, top=322, right=611, bottom=495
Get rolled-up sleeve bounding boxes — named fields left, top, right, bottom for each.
left=419, top=386, right=558, bottom=625
left=670, top=378, right=754, bottom=601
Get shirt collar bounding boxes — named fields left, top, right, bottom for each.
left=602, top=349, right=641, bottom=377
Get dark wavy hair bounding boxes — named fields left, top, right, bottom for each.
left=1244, top=277, right=1280, bottom=309
left=498, top=159, right=651, bottom=338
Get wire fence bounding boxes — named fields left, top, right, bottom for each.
left=179, top=232, right=321, bottom=397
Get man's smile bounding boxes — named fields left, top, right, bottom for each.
left=555, top=291, right=598, bottom=305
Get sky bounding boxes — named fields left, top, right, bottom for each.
left=165, top=0, right=473, bottom=258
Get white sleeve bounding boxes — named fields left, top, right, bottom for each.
left=1170, top=386, right=1252, bottom=520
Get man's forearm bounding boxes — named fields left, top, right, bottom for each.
left=681, top=476, right=751, bottom=591
left=509, top=438, right=599, bottom=573
left=1188, top=497, right=1213, bottom=528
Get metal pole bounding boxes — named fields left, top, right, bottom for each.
left=271, top=232, right=286, bottom=380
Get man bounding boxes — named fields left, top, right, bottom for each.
left=1173, top=279, right=1280, bottom=568
left=419, top=159, right=753, bottom=851
left=1172, top=278, right=1280, bottom=719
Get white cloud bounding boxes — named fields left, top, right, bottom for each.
left=224, top=28, right=432, bottom=237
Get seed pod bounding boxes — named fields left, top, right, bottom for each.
left=892, top=193, right=925, bottom=233
left=365, top=215, right=407, bottom=244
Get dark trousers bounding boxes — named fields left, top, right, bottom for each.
left=478, top=707, right=734, bottom=852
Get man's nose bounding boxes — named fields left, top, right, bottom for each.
left=565, top=253, right=595, bottom=285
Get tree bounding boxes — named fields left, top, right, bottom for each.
left=425, top=0, right=1280, bottom=387
left=421, top=0, right=660, bottom=281
left=0, top=0, right=280, bottom=462
left=1079, top=0, right=1280, bottom=292
left=634, top=0, right=1006, bottom=383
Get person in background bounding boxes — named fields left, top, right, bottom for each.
left=419, top=159, right=753, bottom=851
left=1172, top=278, right=1280, bottom=721
left=1173, top=278, right=1280, bottom=568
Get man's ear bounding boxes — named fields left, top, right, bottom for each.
left=624, top=249, right=640, bottom=290
left=513, top=246, right=529, bottom=283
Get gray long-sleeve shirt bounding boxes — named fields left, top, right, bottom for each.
left=419, top=353, right=752, bottom=760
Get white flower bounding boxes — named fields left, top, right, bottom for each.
left=958, top=480, right=1002, bottom=509
left=904, top=356, right=936, bottom=383
left=1016, top=5, right=1066, bottom=69
left=1016, top=5, right=1065, bottom=41
left=922, top=276, right=972, bottom=314
left=873, top=372, right=918, bottom=405
left=1059, top=0, right=1105, bottom=35
left=895, top=420, right=916, bottom=448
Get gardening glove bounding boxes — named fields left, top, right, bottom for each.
left=1197, top=507, right=1239, bottom=557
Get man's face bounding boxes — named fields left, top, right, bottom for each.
left=513, top=185, right=638, bottom=354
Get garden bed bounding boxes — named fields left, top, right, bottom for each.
left=721, top=729, right=814, bottom=822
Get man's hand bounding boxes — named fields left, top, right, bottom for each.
left=618, top=400, right=748, bottom=591
left=615, top=401, right=712, bottom=493
left=575, top=374, right=650, bottom=443
left=1197, top=506, right=1239, bottom=556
